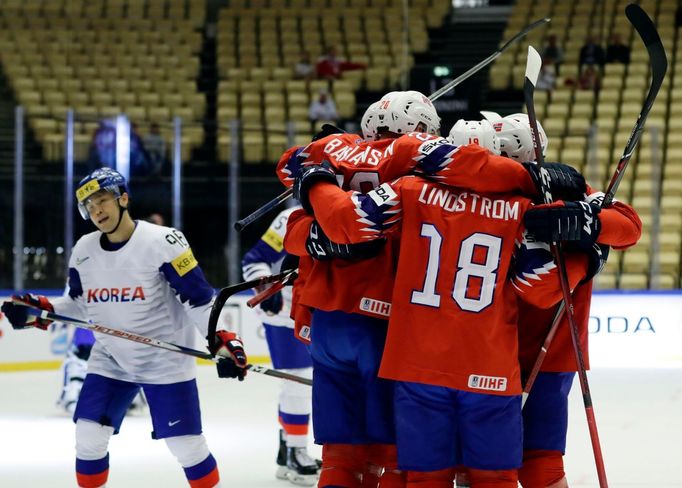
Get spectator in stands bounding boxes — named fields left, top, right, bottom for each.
left=88, top=119, right=117, bottom=169
left=606, top=32, right=631, bottom=64
left=578, top=65, right=601, bottom=91
left=145, top=212, right=165, bottom=226
left=315, top=45, right=367, bottom=80
left=143, top=123, right=167, bottom=177
left=579, top=35, right=605, bottom=67
left=542, top=34, right=564, bottom=70
left=294, top=51, right=315, bottom=80
left=536, top=58, right=557, bottom=92
left=88, top=119, right=150, bottom=177
left=308, top=90, right=339, bottom=125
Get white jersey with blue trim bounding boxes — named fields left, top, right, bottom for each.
left=51, top=220, right=215, bottom=384
left=241, top=207, right=298, bottom=327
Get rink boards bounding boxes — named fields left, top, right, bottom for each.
left=1, top=291, right=681, bottom=371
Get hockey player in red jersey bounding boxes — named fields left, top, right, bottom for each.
left=293, top=154, right=595, bottom=488
left=280, top=92, right=588, bottom=488
left=480, top=112, right=642, bottom=488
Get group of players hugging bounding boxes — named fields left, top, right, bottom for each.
left=2, top=89, right=640, bottom=488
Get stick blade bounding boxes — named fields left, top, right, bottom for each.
left=626, top=3, right=668, bottom=83
left=626, top=3, right=662, bottom=47
left=524, top=46, right=543, bottom=86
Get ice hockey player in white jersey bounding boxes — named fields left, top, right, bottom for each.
left=57, top=327, right=147, bottom=415
left=241, top=206, right=320, bottom=486
left=2, top=167, right=247, bottom=488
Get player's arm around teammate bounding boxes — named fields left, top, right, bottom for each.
left=480, top=112, right=642, bottom=488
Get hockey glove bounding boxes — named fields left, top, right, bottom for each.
left=211, top=330, right=247, bottom=381
left=312, top=123, right=345, bottom=142
left=294, top=160, right=338, bottom=214
left=524, top=201, right=601, bottom=249
left=259, top=291, right=283, bottom=315
left=280, top=253, right=300, bottom=273
left=577, top=243, right=610, bottom=283
left=1, top=294, right=54, bottom=330
left=306, top=220, right=386, bottom=261
left=523, top=162, right=587, bottom=202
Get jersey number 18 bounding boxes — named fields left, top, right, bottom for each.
left=411, top=223, right=502, bottom=313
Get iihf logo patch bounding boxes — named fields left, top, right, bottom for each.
left=468, top=374, right=507, bottom=392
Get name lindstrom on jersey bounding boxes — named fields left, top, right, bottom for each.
left=417, top=183, right=521, bottom=222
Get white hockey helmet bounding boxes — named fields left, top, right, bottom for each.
left=360, top=101, right=381, bottom=141
left=369, top=90, right=441, bottom=138
left=447, top=119, right=501, bottom=155
left=481, top=111, right=548, bottom=163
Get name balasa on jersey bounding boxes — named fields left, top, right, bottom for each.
left=86, top=287, right=146, bottom=303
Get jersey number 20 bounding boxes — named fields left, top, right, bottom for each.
left=411, top=224, right=502, bottom=313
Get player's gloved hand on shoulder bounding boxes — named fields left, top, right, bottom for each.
left=569, top=243, right=610, bottom=283
left=210, top=330, right=247, bottom=381
left=522, top=162, right=587, bottom=202
left=306, top=220, right=386, bottom=261
left=259, top=291, right=283, bottom=315
left=1, top=294, right=54, bottom=330
left=280, top=253, right=299, bottom=273
left=524, top=200, right=601, bottom=249
left=311, top=123, right=345, bottom=142
left=294, top=160, right=338, bottom=214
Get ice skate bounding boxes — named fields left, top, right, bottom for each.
left=275, top=430, right=319, bottom=486
left=284, top=446, right=320, bottom=486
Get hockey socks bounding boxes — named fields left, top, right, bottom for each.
left=279, top=410, right=310, bottom=446
left=183, top=454, right=220, bottom=488
left=406, top=468, right=457, bottom=488
left=319, top=444, right=365, bottom=488
left=467, top=468, right=518, bottom=488
left=364, top=444, right=405, bottom=488
left=76, top=454, right=109, bottom=488
left=518, top=450, right=567, bottom=488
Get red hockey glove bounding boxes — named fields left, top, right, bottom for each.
left=211, top=330, right=248, bottom=381
left=1, top=294, right=54, bottom=330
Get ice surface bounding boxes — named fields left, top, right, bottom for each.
left=0, top=367, right=680, bottom=487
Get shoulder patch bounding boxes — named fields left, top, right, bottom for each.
left=369, top=183, right=398, bottom=207
left=171, top=248, right=198, bottom=276
left=262, top=228, right=284, bottom=252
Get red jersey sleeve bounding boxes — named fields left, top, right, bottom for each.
left=391, top=134, right=537, bottom=195
left=283, top=209, right=315, bottom=256
left=585, top=190, right=642, bottom=250
left=308, top=180, right=404, bottom=244
left=276, top=145, right=306, bottom=188
left=511, top=234, right=590, bottom=309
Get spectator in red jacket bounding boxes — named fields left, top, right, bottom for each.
left=315, top=45, right=367, bottom=80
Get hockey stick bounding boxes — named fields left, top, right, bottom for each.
left=234, top=188, right=293, bottom=232
left=246, top=271, right=299, bottom=309
left=234, top=17, right=551, bottom=232
left=207, top=269, right=298, bottom=349
left=524, top=46, right=609, bottom=487
left=603, top=3, right=667, bottom=207
left=8, top=299, right=312, bottom=386
left=523, top=2, right=668, bottom=405
left=428, top=16, right=550, bottom=101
